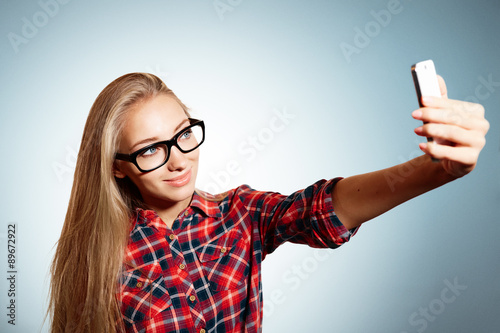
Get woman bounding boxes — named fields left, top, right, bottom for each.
left=48, top=72, right=489, bottom=332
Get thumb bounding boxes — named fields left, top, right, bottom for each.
left=437, top=75, right=448, bottom=99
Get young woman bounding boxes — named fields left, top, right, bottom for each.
left=48, top=72, right=489, bottom=332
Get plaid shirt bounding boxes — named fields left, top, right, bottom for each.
left=118, top=178, right=358, bottom=333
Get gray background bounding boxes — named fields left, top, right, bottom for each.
left=1, top=0, right=499, bottom=332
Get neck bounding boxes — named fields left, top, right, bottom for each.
left=145, top=196, right=192, bottom=229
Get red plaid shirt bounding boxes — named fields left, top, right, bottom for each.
left=118, top=178, right=358, bottom=333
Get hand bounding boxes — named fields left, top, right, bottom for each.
left=412, top=75, right=490, bottom=178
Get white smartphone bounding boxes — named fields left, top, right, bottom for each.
left=411, top=59, right=442, bottom=161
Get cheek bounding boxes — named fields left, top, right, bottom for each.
left=120, top=163, right=141, bottom=179
left=127, top=174, right=162, bottom=199
left=189, top=153, right=200, bottom=175
left=119, top=164, right=153, bottom=190
left=189, top=150, right=200, bottom=164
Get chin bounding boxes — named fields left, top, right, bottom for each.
left=165, top=182, right=196, bottom=202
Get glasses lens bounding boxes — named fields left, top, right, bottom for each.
left=177, top=124, right=204, bottom=152
left=136, top=143, right=168, bottom=171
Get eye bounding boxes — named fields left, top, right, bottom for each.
left=140, top=145, right=162, bottom=157
left=142, top=147, right=157, bottom=156
left=179, top=129, right=193, bottom=140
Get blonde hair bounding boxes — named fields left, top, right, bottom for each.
left=48, top=73, right=189, bottom=332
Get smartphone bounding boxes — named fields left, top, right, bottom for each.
left=411, top=59, right=442, bottom=162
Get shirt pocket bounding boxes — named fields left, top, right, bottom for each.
left=195, top=228, right=249, bottom=293
left=119, top=261, right=172, bottom=325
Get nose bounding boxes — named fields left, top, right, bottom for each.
left=166, top=146, right=188, bottom=172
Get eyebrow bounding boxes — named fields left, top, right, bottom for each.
left=129, top=118, right=190, bottom=152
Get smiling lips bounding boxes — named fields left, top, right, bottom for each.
left=164, top=169, right=192, bottom=187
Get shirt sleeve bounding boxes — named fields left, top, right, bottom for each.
left=235, top=178, right=359, bottom=258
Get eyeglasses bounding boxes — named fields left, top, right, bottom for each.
left=115, top=118, right=205, bottom=172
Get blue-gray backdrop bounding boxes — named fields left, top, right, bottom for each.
left=1, top=0, right=499, bottom=332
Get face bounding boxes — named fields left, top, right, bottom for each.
left=114, top=94, right=199, bottom=212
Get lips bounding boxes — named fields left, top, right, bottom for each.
left=164, top=169, right=192, bottom=187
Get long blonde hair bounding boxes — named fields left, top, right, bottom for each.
left=48, top=73, right=189, bottom=332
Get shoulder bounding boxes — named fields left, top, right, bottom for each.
left=195, top=184, right=256, bottom=202
left=194, top=185, right=275, bottom=215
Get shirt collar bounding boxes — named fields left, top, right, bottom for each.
left=190, top=188, right=223, bottom=218
left=133, top=208, right=165, bottom=232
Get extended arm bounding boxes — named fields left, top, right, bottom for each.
left=332, top=76, right=490, bottom=230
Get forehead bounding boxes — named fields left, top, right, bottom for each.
left=120, top=94, right=187, bottom=147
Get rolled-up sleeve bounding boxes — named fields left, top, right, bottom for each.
left=236, top=178, right=359, bottom=258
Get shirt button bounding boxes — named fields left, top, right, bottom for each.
left=220, top=247, right=227, bottom=254
left=200, top=329, right=206, bottom=333
left=179, top=264, right=186, bottom=270
left=136, top=282, right=143, bottom=288
left=169, top=234, right=175, bottom=240
left=189, top=295, right=196, bottom=302
left=184, top=211, right=189, bottom=216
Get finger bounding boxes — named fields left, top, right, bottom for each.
left=436, top=75, right=448, bottom=99
left=413, top=107, right=489, bottom=132
left=421, top=97, right=485, bottom=118
left=415, top=123, right=487, bottom=148
left=419, top=142, right=480, bottom=165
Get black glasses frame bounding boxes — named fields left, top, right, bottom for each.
left=115, top=118, right=205, bottom=173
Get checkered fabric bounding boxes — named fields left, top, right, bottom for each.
left=118, top=178, right=358, bottom=332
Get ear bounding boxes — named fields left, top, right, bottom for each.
left=113, top=161, right=127, bottom=179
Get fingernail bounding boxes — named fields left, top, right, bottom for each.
left=412, top=110, right=422, bottom=118
left=414, top=126, right=423, bottom=134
